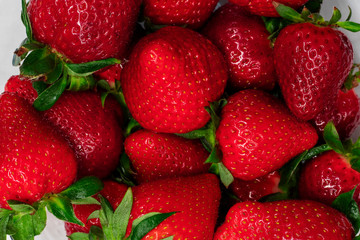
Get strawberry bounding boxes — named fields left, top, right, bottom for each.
left=0, top=92, right=77, bottom=208
left=5, top=75, right=124, bottom=179
left=313, top=89, right=360, bottom=140
left=124, top=129, right=210, bottom=183
left=202, top=3, right=276, bottom=91
left=214, top=200, right=354, bottom=239
left=229, top=0, right=309, bottom=17
left=230, top=171, right=281, bottom=201
left=216, top=89, right=318, bottom=180
left=27, top=0, right=142, bottom=63
left=274, top=22, right=353, bottom=121
left=143, top=0, right=218, bottom=29
left=121, top=26, right=228, bottom=134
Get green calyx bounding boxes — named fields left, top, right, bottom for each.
left=344, top=64, right=360, bottom=90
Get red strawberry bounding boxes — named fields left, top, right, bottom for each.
left=299, top=150, right=360, bottom=206
left=313, top=89, right=360, bottom=140
left=28, top=0, right=142, bottom=63
left=143, top=0, right=218, bottom=29
left=5, top=75, right=124, bottom=179
left=0, top=92, right=77, bottom=208
left=274, top=22, right=353, bottom=121
left=230, top=171, right=281, bottom=201
left=94, top=64, right=123, bottom=89
left=229, top=0, right=309, bottom=17
left=124, top=129, right=210, bottom=183
left=214, top=200, right=354, bottom=239
left=202, top=3, right=276, bottom=91
left=216, top=89, right=318, bottom=180
left=121, top=26, right=228, bottom=134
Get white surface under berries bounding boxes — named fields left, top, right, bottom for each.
left=0, top=0, right=359, bottom=239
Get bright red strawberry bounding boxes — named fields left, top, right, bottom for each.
left=230, top=171, right=281, bottom=201
left=313, top=89, right=360, bottom=140
left=143, top=0, right=218, bottom=29
left=299, top=150, right=360, bottom=206
left=214, top=200, right=354, bottom=239
left=121, top=26, right=228, bottom=134
left=274, top=22, right=353, bottom=121
left=216, top=89, right=318, bottom=180
left=5, top=75, right=124, bottom=179
left=124, top=129, right=210, bottom=183
left=202, top=3, right=276, bottom=91
left=229, top=0, right=308, bottom=17
left=28, top=0, right=142, bottom=63
left=0, top=92, right=77, bottom=208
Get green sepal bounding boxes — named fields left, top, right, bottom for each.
left=332, top=187, right=360, bottom=238
left=274, top=3, right=305, bottom=23
left=60, top=176, right=104, bottom=200
left=345, top=6, right=352, bottom=22
left=45, top=195, right=83, bottom=226
left=21, top=0, right=33, bottom=42
left=68, top=75, right=96, bottom=91
left=68, top=232, right=90, bottom=240
left=310, top=13, right=325, bottom=25
left=46, top=60, right=64, bottom=84
left=65, top=58, right=121, bottom=77
left=32, top=81, right=48, bottom=96
left=205, top=148, right=221, bottom=164
left=97, top=80, right=111, bottom=91
left=89, top=226, right=105, bottom=240
left=112, top=153, right=137, bottom=187
left=32, top=205, right=47, bottom=236
left=8, top=214, right=35, bottom=240
left=71, top=197, right=101, bottom=206
left=344, top=64, right=360, bottom=90
left=87, top=210, right=100, bottom=221
left=101, top=92, right=110, bottom=108
left=20, top=48, right=57, bottom=77
left=336, top=21, right=360, bottom=32
left=0, top=210, right=12, bottom=240
left=209, top=162, right=234, bottom=188
left=125, top=117, right=142, bottom=138
left=323, top=122, right=346, bottom=154
left=328, top=7, right=342, bottom=25
left=98, top=195, right=114, bottom=237
left=7, top=201, right=35, bottom=215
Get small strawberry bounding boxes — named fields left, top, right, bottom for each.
left=124, top=129, right=210, bottom=183
left=202, top=3, right=276, bottom=91
left=214, top=200, right=354, bottom=239
left=216, top=89, right=318, bottom=180
left=121, top=26, right=228, bottom=134
left=143, top=0, right=218, bottom=29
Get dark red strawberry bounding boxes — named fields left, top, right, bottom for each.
left=124, top=129, right=210, bottom=183
left=5, top=75, right=124, bottom=179
left=216, top=89, right=318, bottom=180
left=143, top=0, right=218, bottom=29
left=0, top=92, right=77, bottom=208
left=274, top=22, right=353, bottom=121
left=202, top=3, right=276, bottom=91
left=28, top=0, right=142, bottom=63
left=214, top=200, right=354, bottom=239
left=121, top=26, right=228, bottom=134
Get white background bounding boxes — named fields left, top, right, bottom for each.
left=0, top=0, right=359, bottom=239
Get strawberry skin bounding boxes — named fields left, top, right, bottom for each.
left=28, top=0, right=141, bottom=63
left=0, top=92, right=77, bottom=208
left=299, top=150, right=360, bottom=206
left=274, top=23, right=353, bottom=121
left=214, top=200, right=354, bottom=239
left=124, top=129, right=210, bottom=183
left=216, top=89, right=318, bottom=180
left=202, top=3, right=276, bottom=91
left=121, top=26, right=228, bottom=134
left=143, top=0, right=218, bottom=29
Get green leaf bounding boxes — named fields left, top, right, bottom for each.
left=323, top=122, right=346, bottom=154
left=204, top=148, right=221, bottom=164
left=262, top=17, right=283, bottom=34
left=9, top=214, right=35, bottom=240
left=101, top=92, right=110, bottom=108
left=346, top=6, right=352, bottom=22
left=87, top=210, right=100, bottom=221
left=0, top=211, right=11, bottom=240
left=72, top=197, right=100, bottom=206
left=310, top=13, right=325, bottom=24
left=46, top=61, right=63, bottom=84
left=97, top=80, right=111, bottom=91
left=7, top=201, right=35, bottom=214
left=65, top=58, right=120, bottom=76
left=125, top=118, right=142, bottom=138
left=113, top=153, right=137, bottom=187
left=332, top=188, right=360, bottom=237
left=32, top=205, right=46, bottom=236
left=274, top=3, right=305, bottom=23
left=98, top=195, right=114, bottom=237
left=209, top=163, right=234, bottom=188
left=33, top=73, right=68, bottom=111
left=45, top=195, right=83, bottom=226
left=21, top=0, right=33, bottom=42
left=60, top=177, right=104, bottom=200
left=32, top=81, right=48, bottom=96
left=337, top=21, right=360, bottom=32
left=111, top=188, right=133, bottom=240
left=129, top=212, right=176, bottom=240
left=20, top=49, right=57, bottom=77
left=328, top=7, right=342, bottom=25
left=68, top=232, right=90, bottom=240
left=89, top=226, right=104, bottom=240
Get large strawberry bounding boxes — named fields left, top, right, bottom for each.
left=202, top=3, right=276, bottom=91
left=121, top=26, right=228, bottom=134
left=5, top=75, right=124, bottom=179
left=143, top=0, right=218, bottom=29
left=124, top=129, right=210, bottom=183
left=216, top=89, right=318, bottom=180
left=214, top=200, right=354, bottom=239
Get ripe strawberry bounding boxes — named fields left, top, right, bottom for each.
left=229, top=0, right=309, bottom=17
left=94, top=64, right=123, bottom=89
left=216, top=89, right=318, bottom=180
left=27, top=0, right=141, bottom=63
left=274, top=22, right=353, bottom=121
left=298, top=150, right=360, bottom=206
left=313, top=89, right=360, bottom=140
left=214, top=200, right=354, bottom=239
left=230, top=171, right=281, bottom=201
left=5, top=75, right=124, bottom=179
left=0, top=92, right=77, bottom=208
left=124, top=129, right=210, bottom=183
left=143, top=0, right=218, bottom=29
left=121, top=26, right=228, bottom=134
left=202, top=3, right=276, bottom=91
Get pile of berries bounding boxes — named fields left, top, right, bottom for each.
left=1, top=0, right=360, bottom=239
